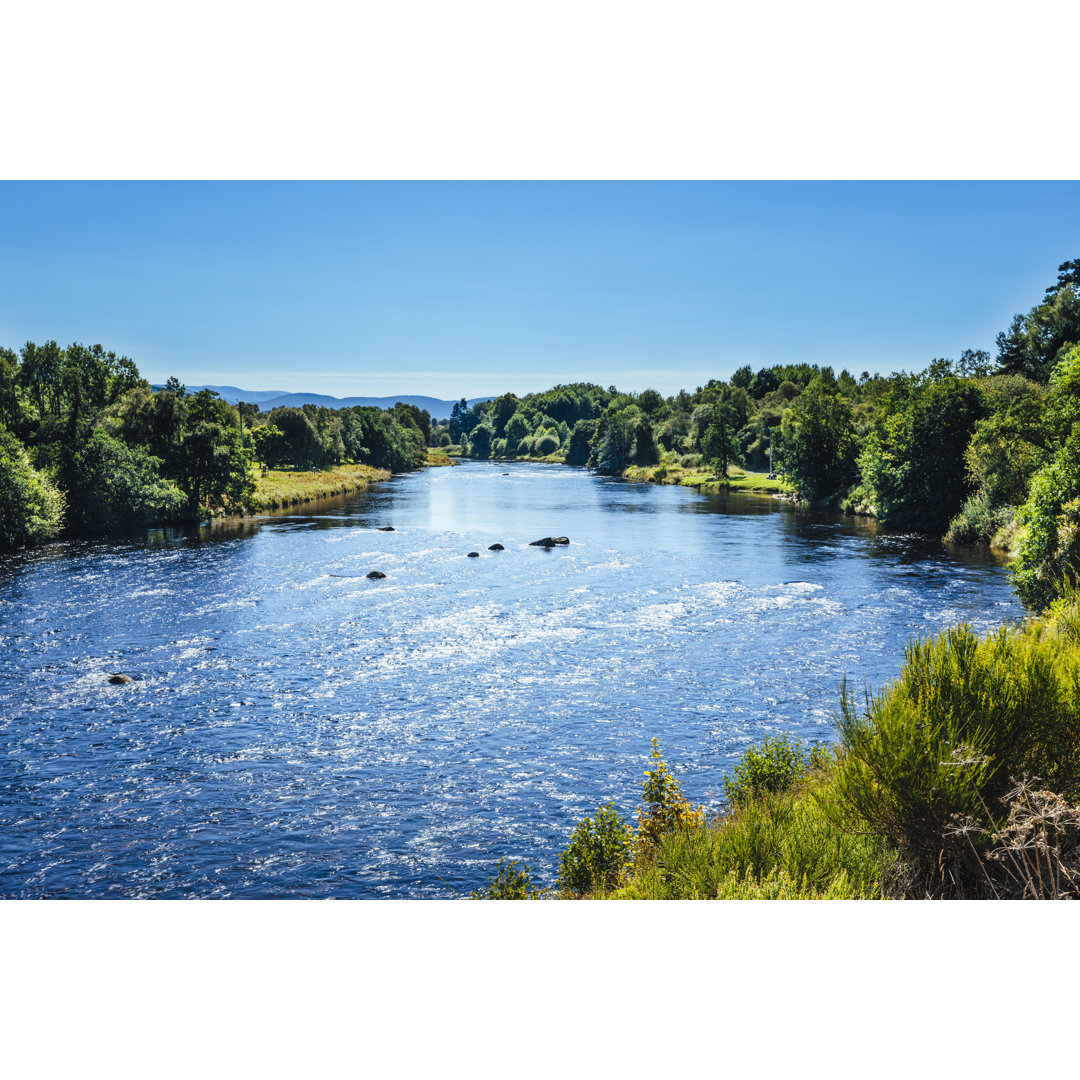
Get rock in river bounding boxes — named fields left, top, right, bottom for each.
left=366, top=570, right=387, bottom=579
left=107, top=673, right=132, bottom=685
left=467, top=551, right=480, bottom=558
left=377, top=526, right=395, bottom=532
left=529, top=536, right=569, bottom=547
left=488, top=543, right=505, bottom=551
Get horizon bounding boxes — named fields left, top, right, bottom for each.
left=3, top=181, right=1080, bottom=400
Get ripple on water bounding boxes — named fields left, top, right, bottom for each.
left=0, top=461, right=1022, bottom=898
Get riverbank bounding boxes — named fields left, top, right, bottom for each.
left=250, top=463, right=391, bottom=510
left=480, top=592, right=1080, bottom=901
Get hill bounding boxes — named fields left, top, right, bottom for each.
left=152, top=386, right=495, bottom=420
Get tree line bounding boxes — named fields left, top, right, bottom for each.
left=0, top=346, right=429, bottom=550
left=438, top=259, right=1080, bottom=610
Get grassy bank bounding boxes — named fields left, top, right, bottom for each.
left=623, top=461, right=794, bottom=494
left=251, top=463, right=391, bottom=510
left=475, top=594, right=1080, bottom=900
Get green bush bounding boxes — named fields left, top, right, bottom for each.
left=470, top=858, right=540, bottom=899
left=557, top=803, right=634, bottom=896
left=0, top=429, right=65, bottom=550
left=635, top=738, right=705, bottom=858
left=825, top=620, right=1080, bottom=895
left=722, top=735, right=809, bottom=807
left=1011, top=428, right=1080, bottom=610
left=945, top=491, right=1016, bottom=546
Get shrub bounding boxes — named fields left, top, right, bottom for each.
left=945, top=491, right=1016, bottom=546
left=470, top=858, right=540, bottom=899
left=615, top=775, right=889, bottom=899
left=635, top=738, right=705, bottom=858
left=825, top=620, right=1080, bottom=895
left=536, top=432, right=560, bottom=456
left=722, top=735, right=809, bottom=807
left=557, top=803, right=634, bottom=896
left=0, top=429, right=65, bottom=550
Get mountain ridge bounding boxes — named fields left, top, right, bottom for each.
left=151, top=385, right=495, bottom=419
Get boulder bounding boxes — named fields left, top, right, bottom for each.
left=467, top=551, right=480, bottom=558
left=107, top=673, right=132, bottom=685
left=488, top=543, right=505, bottom=551
left=366, top=570, right=387, bottom=579
left=529, top=536, right=569, bottom=547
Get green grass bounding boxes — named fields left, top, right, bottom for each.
left=251, top=463, right=390, bottom=510
left=624, top=461, right=794, bottom=494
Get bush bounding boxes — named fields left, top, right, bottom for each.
left=722, top=735, right=811, bottom=807
left=1011, top=428, right=1080, bottom=610
left=470, top=858, right=540, bottom=899
left=945, top=491, right=1016, bottom=546
left=0, top=429, right=65, bottom=550
left=825, top=620, right=1080, bottom=895
left=557, top=803, right=634, bottom=896
left=536, top=432, right=560, bottom=456
left=616, top=775, right=888, bottom=899
left=635, top=738, right=705, bottom=857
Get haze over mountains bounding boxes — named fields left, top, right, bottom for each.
left=161, top=386, right=495, bottom=420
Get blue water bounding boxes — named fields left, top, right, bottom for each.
left=0, top=461, right=1022, bottom=897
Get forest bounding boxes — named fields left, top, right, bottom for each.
left=3, top=258, right=1079, bottom=611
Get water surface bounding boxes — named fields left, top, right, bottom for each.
left=0, top=461, right=1022, bottom=897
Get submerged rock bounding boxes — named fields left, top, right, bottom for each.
left=529, top=536, right=569, bottom=547
left=377, top=526, right=395, bottom=532
left=107, top=673, right=132, bottom=685
left=488, top=543, right=505, bottom=551
left=366, top=570, right=387, bottom=579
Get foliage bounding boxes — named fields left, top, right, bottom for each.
left=964, top=375, right=1047, bottom=508
left=722, top=735, right=810, bottom=807
left=556, top=803, right=634, bottom=896
left=945, top=491, right=1017, bottom=546
left=777, top=374, right=857, bottom=502
left=615, top=773, right=888, bottom=900
left=0, top=428, right=65, bottom=549
left=857, top=371, right=985, bottom=534
left=824, top=619, right=1080, bottom=896
left=470, top=858, right=542, bottom=899
left=63, top=431, right=185, bottom=532
left=996, top=264, right=1080, bottom=382
left=698, top=402, right=741, bottom=478
left=634, top=738, right=705, bottom=858
left=1011, top=427, right=1080, bottom=610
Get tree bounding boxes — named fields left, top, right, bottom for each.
left=63, top=431, right=184, bottom=533
left=0, top=429, right=65, bottom=550
left=859, top=373, right=986, bottom=534
left=700, top=402, right=740, bottom=478
left=632, top=416, right=660, bottom=466
left=778, top=375, right=857, bottom=502
left=469, top=423, right=493, bottom=459
left=504, top=411, right=530, bottom=453
left=1011, top=428, right=1080, bottom=611
left=170, top=390, right=253, bottom=514
left=996, top=262, right=1080, bottom=382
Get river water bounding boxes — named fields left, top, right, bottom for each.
left=0, top=461, right=1022, bottom=898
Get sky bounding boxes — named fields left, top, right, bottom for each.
left=2, top=180, right=1079, bottom=401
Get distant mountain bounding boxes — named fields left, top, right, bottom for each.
left=151, top=385, right=495, bottom=420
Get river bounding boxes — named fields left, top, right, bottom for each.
left=0, top=461, right=1023, bottom=897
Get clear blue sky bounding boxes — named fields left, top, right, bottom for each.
left=2, top=181, right=1078, bottom=400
